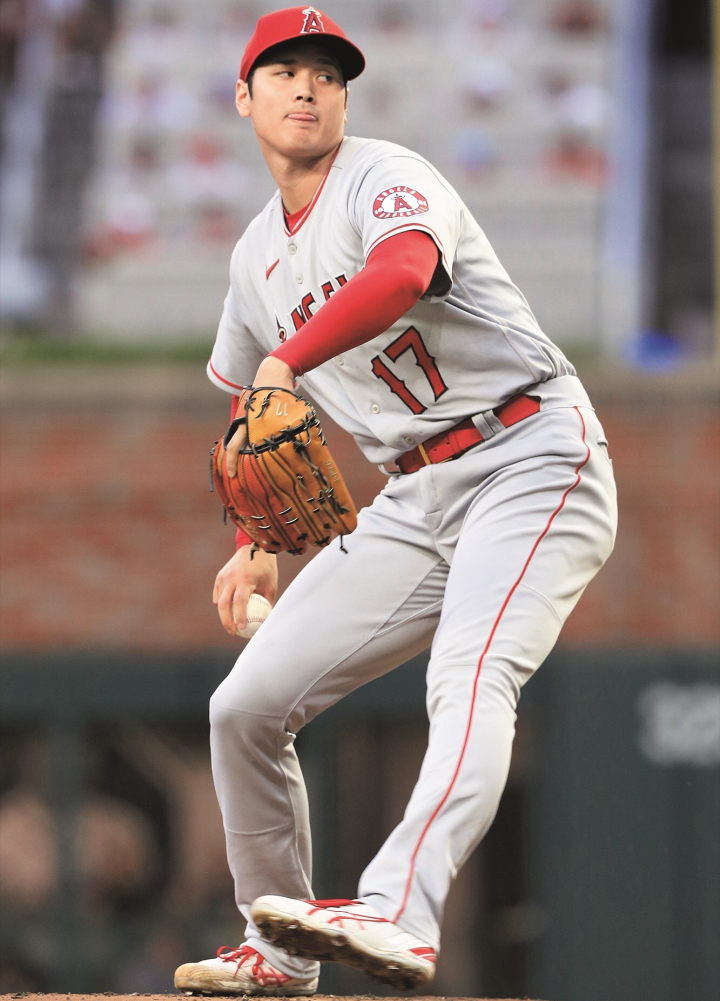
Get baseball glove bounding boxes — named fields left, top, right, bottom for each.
left=210, top=386, right=357, bottom=556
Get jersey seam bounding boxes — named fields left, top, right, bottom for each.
left=210, top=702, right=286, bottom=721
left=277, top=728, right=314, bottom=899
left=363, top=224, right=453, bottom=299
left=352, top=151, right=463, bottom=202
left=364, top=222, right=446, bottom=256
left=374, top=596, right=445, bottom=638
left=208, top=359, right=246, bottom=392
left=449, top=276, right=541, bottom=381
left=516, top=581, right=563, bottom=625
left=224, top=820, right=299, bottom=836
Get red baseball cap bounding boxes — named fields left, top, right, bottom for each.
left=239, top=6, right=365, bottom=83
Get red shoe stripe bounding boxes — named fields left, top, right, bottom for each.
left=410, top=947, right=437, bottom=962
left=393, top=408, right=591, bottom=924
left=304, top=898, right=390, bottom=925
left=305, top=898, right=356, bottom=907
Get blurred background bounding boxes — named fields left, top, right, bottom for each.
left=0, top=1, right=718, bottom=1000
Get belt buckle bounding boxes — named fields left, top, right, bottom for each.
left=417, top=438, right=458, bottom=466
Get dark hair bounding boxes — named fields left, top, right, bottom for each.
left=245, top=37, right=347, bottom=97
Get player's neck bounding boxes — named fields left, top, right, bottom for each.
left=260, top=139, right=342, bottom=214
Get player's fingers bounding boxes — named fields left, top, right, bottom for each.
left=254, top=581, right=277, bottom=606
left=217, top=582, right=242, bottom=634
left=225, top=424, right=247, bottom=478
left=231, top=584, right=255, bottom=632
left=213, top=565, right=235, bottom=604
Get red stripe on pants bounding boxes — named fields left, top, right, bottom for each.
left=392, top=407, right=591, bottom=924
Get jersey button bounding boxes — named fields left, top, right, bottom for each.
left=335, top=355, right=344, bottom=366
left=403, top=435, right=415, bottom=446
left=288, top=243, right=297, bottom=255
left=295, top=274, right=303, bottom=284
left=370, top=404, right=380, bottom=414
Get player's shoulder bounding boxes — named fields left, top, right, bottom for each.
left=237, top=193, right=280, bottom=247
left=339, top=135, right=435, bottom=173
left=338, top=136, right=460, bottom=206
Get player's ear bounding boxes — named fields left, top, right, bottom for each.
left=236, top=78, right=251, bottom=118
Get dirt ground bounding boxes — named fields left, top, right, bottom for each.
left=0, top=995, right=547, bottom=1001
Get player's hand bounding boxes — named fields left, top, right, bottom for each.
left=225, top=355, right=295, bottom=477
left=213, top=546, right=278, bottom=635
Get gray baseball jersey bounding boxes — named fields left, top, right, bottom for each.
left=208, top=136, right=586, bottom=464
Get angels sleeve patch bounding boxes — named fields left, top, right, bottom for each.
left=373, top=186, right=429, bottom=219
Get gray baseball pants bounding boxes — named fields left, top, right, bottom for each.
left=209, top=403, right=617, bottom=976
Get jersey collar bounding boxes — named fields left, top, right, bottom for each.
left=282, top=138, right=345, bottom=237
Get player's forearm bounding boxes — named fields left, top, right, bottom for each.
left=269, top=230, right=439, bottom=377
left=229, top=394, right=254, bottom=550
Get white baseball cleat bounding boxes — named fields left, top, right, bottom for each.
left=250, top=895, right=437, bottom=990
left=174, top=944, right=318, bottom=996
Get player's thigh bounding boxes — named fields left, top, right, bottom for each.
left=211, top=493, right=448, bottom=730
left=427, top=411, right=617, bottom=705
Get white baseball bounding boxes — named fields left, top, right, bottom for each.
left=235, top=593, right=272, bottom=639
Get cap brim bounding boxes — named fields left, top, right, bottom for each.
left=317, top=35, right=365, bottom=81
left=247, top=33, right=365, bottom=82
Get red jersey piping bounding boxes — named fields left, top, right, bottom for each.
left=364, top=222, right=446, bottom=265
left=282, top=139, right=344, bottom=237
left=283, top=203, right=311, bottom=231
left=392, top=407, right=592, bottom=924
left=209, top=359, right=245, bottom=391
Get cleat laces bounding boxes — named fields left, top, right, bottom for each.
left=216, top=944, right=291, bottom=987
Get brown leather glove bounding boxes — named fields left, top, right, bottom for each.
left=210, top=387, right=357, bottom=555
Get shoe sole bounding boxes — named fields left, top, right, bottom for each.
left=251, top=903, right=433, bottom=991
left=176, top=988, right=316, bottom=996
left=174, top=966, right=317, bottom=996
left=176, top=987, right=316, bottom=998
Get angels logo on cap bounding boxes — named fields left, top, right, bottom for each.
left=239, top=7, right=365, bottom=83
left=301, top=6, right=325, bottom=33
left=373, top=186, right=429, bottom=219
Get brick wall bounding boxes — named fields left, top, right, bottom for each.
left=1, top=365, right=718, bottom=651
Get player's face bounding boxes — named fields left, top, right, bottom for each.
left=236, top=43, right=347, bottom=161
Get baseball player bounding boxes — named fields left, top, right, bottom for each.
left=175, top=6, right=617, bottom=996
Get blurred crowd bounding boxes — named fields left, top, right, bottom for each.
left=0, top=0, right=612, bottom=333
left=0, top=726, right=237, bottom=991
left=0, top=0, right=118, bottom=330
left=87, top=0, right=611, bottom=255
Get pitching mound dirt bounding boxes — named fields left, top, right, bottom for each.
left=0, top=995, right=548, bottom=1001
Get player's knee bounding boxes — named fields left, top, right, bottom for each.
left=209, top=689, right=281, bottom=755
left=209, top=650, right=290, bottom=721
left=478, top=659, right=523, bottom=709
left=428, top=656, right=523, bottom=719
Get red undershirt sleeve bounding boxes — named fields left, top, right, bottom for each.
left=269, top=230, right=440, bottom=378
